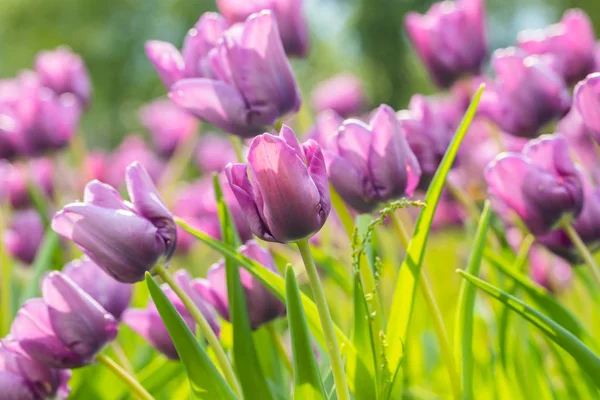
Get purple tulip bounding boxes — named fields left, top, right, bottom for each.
left=0, top=341, right=71, bottom=399
left=139, top=99, right=199, bottom=158
left=404, top=0, right=486, bottom=88
left=574, top=73, right=600, bottom=144
left=557, top=108, right=600, bottom=182
left=217, top=0, right=308, bottom=57
left=226, top=125, right=330, bottom=242
left=517, top=9, right=596, bottom=84
left=4, top=209, right=44, bottom=265
left=323, top=104, right=421, bottom=213
left=192, top=240, right=285, bottom=330
left=82, top=151, right=108, bottom=183
left=9, top=272, right=118, bottom=369
left=195, top=133, right=237, bottom=174
left=52, top=162, right=177, bottom=283
left=0, top=158, right=54, bottom=209
left=306, top=110, right=344, bottom=146
left=431, top=189, right=466, bottom=230
left=311, top=74, right=365, bottom=117
left=123, top=270, right=219, bottom=360
left=529, top=245, right=572, bottom=293
left=104, top=135, right=164, bottom=188
left=478, top=48, right=571, bottom=138
left=0, top=105, right=21, bottom=160
left=63, top=257, right=133, bottom=320
left=35, top=47, right=92, bottom=107
left=170, top=11, right=302, bottom=138
left=484, top=134, right=583, bottom=236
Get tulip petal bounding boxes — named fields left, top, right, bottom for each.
left=484, top=154, right=530, bottom=220
left=523, top=134, right=577, bottom=177
left=574, top=73, right=600, bottom=136
left=303, top=139, right=331, bottom=222
left=182, top=12, right=228, bottom=78
left=122, top=309, right=179, bottom=360
left=145, top=41, right=185, bottom=89
left=83, top=180, right=127, bottom=210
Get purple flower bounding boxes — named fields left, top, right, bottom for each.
left=574, top=73, right=600, bottom=144
left=195, top=133, right=237, bottom=174
left=217, top=0, right=308, bottom=57
left=4, top=209, right=44, bottom=265
left=0, top=105, right=21, bottom=160
left=557, top=107, right=600, bottom=182
left=517, top=9, right=596, bottom=84
left=192, top=240, right=285, bottom=330
left=0, top=341, right=71, bottom=399
left=323, top=104, right=421, bottom=213
left=63, top=257, right=133, bottom=320
left=52, top=162, right=177, bottom=283
left=139, top=99, right=199, bottom=158
left=0, top=158, right=54, bottom=209
left=484, top=134, right=583, bottom=236
left=9, top=271, right=118, bottom=369
left=529, top=245, right=572, bottom=293
left=104, top=136, right=164, bottom=188
left=226, top=125, right=330, bottom=242
left=35, top=47, right=92, bottom=107
left=123, top=270, right=219, bottom=360
left=311, top=73, right=365, bottom=117
left=306, top=110, right=344, bottom=146
left=170, top=11, right=301, bottom=138
left=404, top=0, right=486, bottom=88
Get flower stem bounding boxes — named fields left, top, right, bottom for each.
left=111, top=341, right=134, bottom=374
left=266, top=323, right=293, bottom=376
left=153, top=265, right=242, bottom=396
left=0, top=206, right=12, bottom=336
left=96, top=353, right=155, bottom=400
left=296, top=239, right=350, bottom=400
left=562, top=221, right=600, bottom=288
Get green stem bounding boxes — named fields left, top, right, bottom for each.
left=111, top=341, right=134, bottom=374
left=296, top=239, right=350, bottom=400
left=266, top=323, right=293, bottom=376
left=153, top=265, right=242, bottom=396
left=96, top=354, right=155, bottom=400
left=562, top=221, right=600, bottom=288
left=0, top=207, right=11, bottom=336
left=230, top=136, right=245, bottom=163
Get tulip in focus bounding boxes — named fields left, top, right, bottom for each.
left=4, top=209, right=44, bottom=265
left=574, top=72, right=600, bottom=144
left=52, top=162, right=177, bottom=283
left=311, top=74, right=365, bottom=117
left=195, top=133, right=238, bottom=174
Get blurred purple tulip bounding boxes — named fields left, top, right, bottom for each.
left=4, top=209, right=44, bottom=265
left=323, top=104, right=421, bottom=213
left=574, top=73, right=600, bottom=144
left=35, top=47, right=92, bottom=107
left=311, top=74, right=365, bottom=117
left=529, top=245, right=573, bottom=293
left=192, top=240, right=285, bottom=329
left=195, top=133, right=237, bottom=174
left=0, top=341, right=71, bottom=400
left=82, top=151, right=108, bottom=183
left=478, top=48, right=571, bottom=138
left=404, top=0, right=486, bottom=88
left=518, top=9, right=596, bottom=84
left=431, top=190, right=466, bottom=230
left=0, top=105, right=21, bottom=160
left=0, top=158, right=54, bottom=209
left=557, top=108, right=600, bottom=182
left=226, top=125, right=330, bottom=242
left=306, top=110, right=344, bottom=146
left=139, top=98, right=199, bottom=158
left=63, top=257, right=133, bottom=320
left=484, top=134, right=583, bottom=236
left=104, top=135, right=164, bottom=188
left=170, top=11, right=301, bottom=138
left=10, top=272, right=118, bottom=369
left=52, top=162, right=177, bottom=283
left=123, top=270, right=219, bottom=360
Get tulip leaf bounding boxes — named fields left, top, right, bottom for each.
left=145, top=273, right=238, bottom=400
left=457, top=270, right=600, bottom=387
left=454, top=201, right=491, bottom=400
left=285, top=266, right=327, bottom=399
left=212, top=175, right=275, bottom=400
left=19, top=230, right=60, bottom=303
left=385, top=84, right=485, bottom=385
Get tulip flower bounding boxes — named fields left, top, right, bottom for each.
left=35, top=47, right=92, bottom=107
left=0, top=341, right=71, bottom=399
left=404, top=0, right=486, bottom=88
left=10, top=272, right=118, bottom=368
left=484, top=134, right=583, bottom=236
left=226, top=125, right=330, bottom=242
left=52, top=162, right=177, bottom=283
left=518, top=9, right=596, bottom=84
left=192, top=240, right=286, bottom=329
left=123, top=270, right=219, bottom=360
left=195, top=133, right=237, bottom=174
left=478, top=48, right=571, bottom=138
left=311, top=74, right=365, bottom=117
left=170, top=11, right=301, bottom=138
left=0, top=105, right=20, bottom=160
left=306, top=110, right=344, bottom=146
left=0, top=158, right=54, bottom=209
left=574, top=73, right=600, bottom=143
left=104, top=136, right=164, bottom=188
left=63, top=257, right=133, bottom=320
left=216, top=0, right=309, bottom=57
left=323, top=104, right=421, bottom=213
left=4, top=209, right=44, bottom=265
left=529, top=245, right=572, bottom=293
left=557, top=108, right=600, bottom=182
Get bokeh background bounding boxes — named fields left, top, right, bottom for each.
left=1, top=0, right=598, bottom=149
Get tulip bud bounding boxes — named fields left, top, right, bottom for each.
left=4, top=209, right=44, bottom=265
left=484, top=134, right=583, bottom=236
left=170, top=11, right=302, bottom=138
left=574, top=72, right=600, bottom=144
left=195, top=133, right=238, bottom=174
left=557, top=108, right=600, bottom=182
left=226, top=125, right=330, bottom=242
left=404, top=0, right=486, bottom=88
left=104, top=136, right=164, bottom=188
left=63, top=257, right=133, bottom=320
left=10, top=272, right=118, bottom=368
left=192, top=241, right=285, bottom=330
left=311, top=74, right=365, bottom=117
left=52, top=162, right=177, bottom=283
left=0, top=106, right=20, bottom=160
left=324, top=104, right=421, bottom=213
left=0, top=158, right=54, bottom=209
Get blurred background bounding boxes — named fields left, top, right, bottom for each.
left=0, top=0, right=598, bottom=149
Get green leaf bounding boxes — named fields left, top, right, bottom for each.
left=385, top=84, right=485, bottom=381
left=285, top=266, right=326, bottom=399
left=458, top=270, right=600, bottom=387
left=454, top=201, right=491, bottom=400
left=19, top=230, right=60, bottom=303
left=145, top=273, right=238, bottom=400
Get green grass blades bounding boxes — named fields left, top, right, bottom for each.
left=145, top=272, right=238, bottom=400
left=212, top=175, right=275, bottom=400
left=454, top=201, right=491, bottom=400
left=285, top=266, right=327, bottom=399
left=385, top=84, right=485, bottom=382
left=19, top=230, right=61, bottom=303
left=457, top=270, right=600, bottom=387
